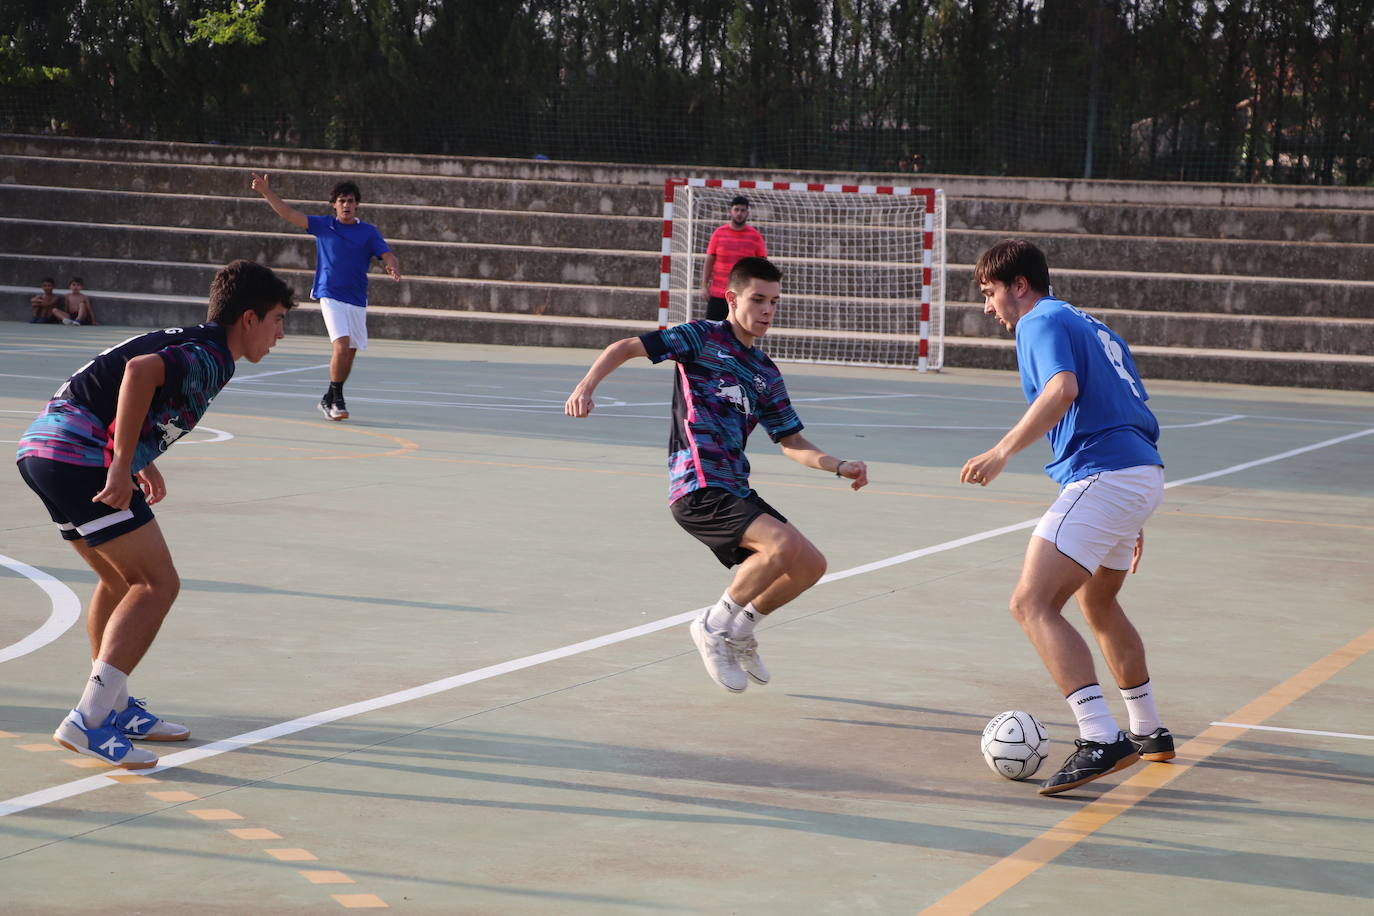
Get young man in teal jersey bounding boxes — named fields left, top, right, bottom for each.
left=17, top=260, right=295, bottom=768
left=567, top=257, right=868, bottom=693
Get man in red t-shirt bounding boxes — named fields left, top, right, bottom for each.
left=701, top=196, right=767, bottom=321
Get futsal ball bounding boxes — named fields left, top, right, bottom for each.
left=980, top=710, right=1050, bottom=780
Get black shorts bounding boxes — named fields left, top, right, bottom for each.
left=17, top=457, right=154, bottom=547
left=705, top=296, right=729, bottom=321
left=670, top=486, right=787, bottom=568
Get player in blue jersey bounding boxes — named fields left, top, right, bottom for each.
left=565, top=257, right=869, bottom=692
left=16, top=260, right=295, bottom=769
left=252, top=173, right=401, bottom=421
left=961, top=239, right=1173, bottom=796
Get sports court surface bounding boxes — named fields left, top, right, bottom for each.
left=2, top=323, right=1371, bottom=915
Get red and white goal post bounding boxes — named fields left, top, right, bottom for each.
left=659, top=178, right=946, bottom=371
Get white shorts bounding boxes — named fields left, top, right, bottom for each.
left=320, top=298, right=368, bottom=349
left=1032, top=465, right=1165, bottom=572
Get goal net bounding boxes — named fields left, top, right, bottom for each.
left=660, top=178, right=946, bottom=370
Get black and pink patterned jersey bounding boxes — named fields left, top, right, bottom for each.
left=640, top=320, right=803, bottom=504
left=16, top=323, right=236, bottom=471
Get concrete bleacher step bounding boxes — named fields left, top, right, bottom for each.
left=7, top=132, right=1372, bottom=390
left=0, top=156, right=665, bottom=217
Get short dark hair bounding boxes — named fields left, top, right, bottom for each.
left=207, top=260, right=296, bottom=324
left=41, top=277, right=54, bottom=284
left=730, top=195, right=750, bottom=207
left=974, top=239, right=1050, bottom=294
left=69, top=277, right=83, bottom=285
left=727, top=256, right=782, bottom=290
left=330, top=181, right=362, bottom=203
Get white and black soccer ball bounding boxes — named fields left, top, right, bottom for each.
left=980, top=710, right=1050, bottom=780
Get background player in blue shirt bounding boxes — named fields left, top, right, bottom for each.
left=252, top=173, right=401, bottom=420
left=565, top=257, right=868, bottom=693
left=961, top=239, right=1173, bottom=796
left=16, top=260, right=296, bottom=768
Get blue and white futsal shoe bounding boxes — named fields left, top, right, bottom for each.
left=53, top=709, right=158, bottom=769
left=116, top=697, right=191, bottom=741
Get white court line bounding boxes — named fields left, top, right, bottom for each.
left=177, top=425, right=234, bottom=444
left=1211, top=722, right=1374, bottom=742
left=3, top=424, right=1372, bottom=819
left=0, top=555, right=82, bottom=665
left=1160, top=414, right=1245, bottom=429
left=232, top=362, right=331, bottom=381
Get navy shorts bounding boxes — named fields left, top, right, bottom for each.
left=670, top=486, right=787, bottom=568
left=17, top=457, right=154, bottom=547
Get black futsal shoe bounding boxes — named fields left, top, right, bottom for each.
left=1128, top=726, right=1176, bottom=762
left=1038, top=730, right=1141, bottom=796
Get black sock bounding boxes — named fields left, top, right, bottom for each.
left=327, top=382, right=343, bottom=401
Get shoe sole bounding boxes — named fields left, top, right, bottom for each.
left=331, top=411, right=348, bottom=420
left=128, top=728, right=191, bottom=742
left=54, top=736, right=157, bottom=769
left=689, top=619, right=745, bottom=693
left=745, top=671, right=769, bottom=685
left=1139, top=750, right=1175, bottom=762
left=1038, top=750, right=1141, bottom=796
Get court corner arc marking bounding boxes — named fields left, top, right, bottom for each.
left=0, top=554, right=82, bottom=664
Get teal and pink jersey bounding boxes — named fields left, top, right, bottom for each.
left=16, top=324, right=236, bottom=471
left=640, top=320, right=802, bottom=504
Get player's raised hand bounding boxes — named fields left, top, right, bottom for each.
left=250, top=172, right=270, bottom=194
left=837, top=459, right=869, bottom=491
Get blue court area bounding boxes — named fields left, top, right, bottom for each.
left=2, top=324, right=1371, bottom=914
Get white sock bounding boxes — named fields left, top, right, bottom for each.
left=1119, top=680, right=1161, bottom=736
left=704, top=591, right=743, bottom=633
left=728, top=603, right=763, bottom=639
left=76, top=659, right=128, bottom=727
left=1066, top=683, right=1119, bottom=743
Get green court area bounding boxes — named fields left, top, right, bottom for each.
left=2, top=324, right=1371, bottom=914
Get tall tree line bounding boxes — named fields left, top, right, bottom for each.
left=2, top=0, right=1370, bottom=184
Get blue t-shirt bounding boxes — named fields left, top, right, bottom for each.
left=1015, top=297, right=1162, bottom=485
left=640, top=320, right=803, bottom=503
left=306, top=215, right=390, bottom=308
left=16, top=323, right=236, bottom=471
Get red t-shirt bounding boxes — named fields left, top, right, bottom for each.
left=706, top=225, right=767, bottom=297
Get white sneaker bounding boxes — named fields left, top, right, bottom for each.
left=729, top=635, right=770, bottom=685
left=689, top=614, right=747, bottom=692
left=53, top=709, right=158, bottom=769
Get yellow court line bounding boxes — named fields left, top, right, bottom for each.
left=919, top=624, right=1374, bottom=915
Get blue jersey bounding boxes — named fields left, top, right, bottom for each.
left=1015, top=297, right=1162, bottom=485
left=641, top=320, right=803, bottom=503
left=306, top=214, right=390, bottom=308
left=16, top=324, right=236, bottom=471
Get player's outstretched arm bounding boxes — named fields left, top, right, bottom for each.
left=961, top=369, right=1077, bottom=487
left=778, top=432, right=869, bottom=491
left=250, top=172, right=308, bottom=229
left=565, top=337, right=647, bottom=417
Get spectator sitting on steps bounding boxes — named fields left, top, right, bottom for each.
left=30, top=278, right=78, bottom=325
left=65, top=278, right=98, bottom=325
